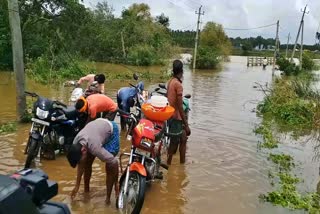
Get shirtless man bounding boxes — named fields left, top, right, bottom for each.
left=77, top=74, right=106, bottom=94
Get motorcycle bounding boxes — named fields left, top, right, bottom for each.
left=116, top=109, right=169, bottom=214
left=0, top=168, right=71, bottom=214
left=24, top=91, right=84, bottom=168
left=64, top=80, right=101, bottom=105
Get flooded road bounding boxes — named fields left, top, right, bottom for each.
left=0, top=56, right=317, bottom=213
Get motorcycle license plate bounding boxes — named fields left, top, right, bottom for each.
left=31, top=118, right=50, bottom=126
left=135, top=148, right=149, bottom=157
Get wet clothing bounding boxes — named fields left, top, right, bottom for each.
left=117, top=82, right=144, bottom=129
left=117, top=82, right=144, bottom=113
left=86, top=94, right=117, bottom=119
left=168, top=119, right=183, bottom=140
left=73, top=118, right=119, bottom=166
left=167, top=78, right=183, bottom=120
left=77, top=74, right=105, bottom=94
left=103, top=121, right=120, bottom=156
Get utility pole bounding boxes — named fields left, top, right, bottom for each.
left=193, top=5, right=204, bottom=71
left=121, top=31, right=126, bottom=58
left=272, top=20, right=279, bottom=74
left=285, top=33, right=291, bottom=59
left=7, top=0, right=26, bottom=121
left=290, top=5, right=309, bottom=63
left=299, top=20, right=304, bottom=70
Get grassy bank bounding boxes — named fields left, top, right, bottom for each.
left=255, top=70, right=320, bottom=212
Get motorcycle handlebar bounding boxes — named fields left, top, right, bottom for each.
left=53, top=100, right=67, bottom=108
left=25, top=91, right=38, bottom=98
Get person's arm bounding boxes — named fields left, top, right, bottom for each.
left=100, top=84, right=105, bottom=94
left=77, top=75, right=89, bottom=85
left=176, top=84, right=191, bottom=135
left=71, top=158, right=85, bottom=199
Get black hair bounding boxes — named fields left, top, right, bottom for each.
left=75, top=99, right=85, bottom=110
left=94, top=74, right=106, bottom=84
left=67, top=143, right=83, bottom=168
left=172, top=60, right=183, bottom=76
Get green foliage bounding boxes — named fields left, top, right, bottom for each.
left=26, top=55, right=90, bottom=84
left=127, top=45, right=158, bottom=66
left=276, top=57, right=301, bottom=76
left=230, top=36, right=276, bottom=50
left=0, top=122, right=17, bottom=134
left=268, top=154, right=295, bottom=171
left=0, top=0, right=12, bottom=69
left=254, top=122, right=278, bottom=149
left=195, top=47, right=220, bottom=69
left=302, top=53, right=315, bottom=71
left=261, top=173, right=320, bottom=212
left=257, top=79, right=315, bottom=128
left=193, top=22, right=231, bottom=69
left=155, top=13, right=169, bottom=28
left=170, top=30, right=195, bottom=48
left=1, top=1, right=177, bottom=79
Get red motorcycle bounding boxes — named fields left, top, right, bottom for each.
left=116, top=105, right=173, bottom=214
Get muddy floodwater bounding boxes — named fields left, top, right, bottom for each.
left=0, top=56, right=319, bottom=214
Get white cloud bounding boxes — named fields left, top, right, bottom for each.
left=83, top=0, right=320, bottom=45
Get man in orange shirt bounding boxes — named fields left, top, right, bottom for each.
left=75, top=94, right=118, bottom=123
left=167, top=60, right=191, bottom=165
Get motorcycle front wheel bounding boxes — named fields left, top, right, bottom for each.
left=24, top=137, right=39, bottom=169
left=117, top=171, right=146, bottom=214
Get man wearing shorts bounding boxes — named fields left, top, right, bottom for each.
left=167, top=60, right=191, bottom=165
left=67, top=118, right=120, bottom=204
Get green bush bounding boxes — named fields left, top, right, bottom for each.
left=302, top=53, right=315, bottom=71
left=127, top=45, right=156, bottom=66
left=26, top=54, right=91, bottom=84
left=195, top=47, right=220, bottom=69
left=277, top=57, right=301, bottom=76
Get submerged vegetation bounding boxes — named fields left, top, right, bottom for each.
left=0, top=122, right=17, bottom=134
left=255, top=57, right=320, bottom=211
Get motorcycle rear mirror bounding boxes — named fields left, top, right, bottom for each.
left=159, top=83, right=166, bottom=89
left=184, top=94, right=191, bottom=99
left=133, top=73, right=139, bottom=81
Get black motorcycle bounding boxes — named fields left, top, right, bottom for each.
left=0, top=168, right=71, bottom=214
left=24, top=91, right=84, bottom=168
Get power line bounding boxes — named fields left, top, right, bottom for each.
left=224, top=23, right=277, bottom=31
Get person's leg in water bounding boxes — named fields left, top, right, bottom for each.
left=105, top=159, right=119, bottom=204
left=167, top=139, right=179, bottom=165
left=84, top=152, right=95, bottom=192
left=179, top=130, right=187, bottom=164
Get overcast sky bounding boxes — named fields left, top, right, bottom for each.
left=83, top=0, right=320, bottom=45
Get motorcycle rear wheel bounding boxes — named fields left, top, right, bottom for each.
left=116, top=171, right=146, bottom=214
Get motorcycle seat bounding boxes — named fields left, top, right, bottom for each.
left=63, top=106, right=77, bottom=120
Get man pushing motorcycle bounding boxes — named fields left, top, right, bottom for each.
left=66, top=118, right=120, bottom=204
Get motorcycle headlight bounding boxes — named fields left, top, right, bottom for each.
left=141, top=140, right=152, bottom=149
left=36, top=107, right=49, bottom=120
